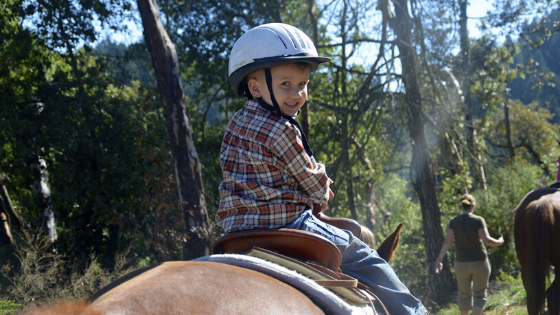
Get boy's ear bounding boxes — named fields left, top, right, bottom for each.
left=247, top=78, right=262, bottom=98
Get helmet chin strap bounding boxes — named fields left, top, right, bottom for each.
left=259, top=68, right=314, bottom=158
left=264, top=68, right=283, bottom=114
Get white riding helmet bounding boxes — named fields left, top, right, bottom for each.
left=228, top=23, right=330, bottom=97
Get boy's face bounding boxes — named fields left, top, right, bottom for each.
left=248, top=63, right=311, bottom=117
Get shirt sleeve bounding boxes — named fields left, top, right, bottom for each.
left=272, top=123, right=331, bottom=204
left=477, top=216, right=487, bottom=230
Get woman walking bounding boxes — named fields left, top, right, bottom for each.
left=435, top=194, right=504, bottom=315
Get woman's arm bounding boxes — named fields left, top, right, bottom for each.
left=435, top=229, right=454, bottom=274
left=478, top=227, right=504, bottom=247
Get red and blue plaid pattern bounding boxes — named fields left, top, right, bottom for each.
left=216, top=99, right=331, bottom=233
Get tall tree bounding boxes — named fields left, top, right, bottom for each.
left=379, top=0, right=455, bottom=304
left=303, top=0, right=319, bottom=139
left=0, top=176, right=16, bottom=247
left=0, top=175, right=21, bottom=242
left=137, top=0, right=212, bottom=260
left=459, top=0, right=487, bottom=190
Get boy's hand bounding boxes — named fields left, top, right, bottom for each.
left=325, top=178, right=334, bottom=201
left=314, top=180, right=334, bottom=215
left=312, top=203, right=323, bottom=216
left=318, top=189, right=333, bottom=213
left=312, top=202, right=328, bottom=215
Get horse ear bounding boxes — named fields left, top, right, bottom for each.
left=376, top=223, right=403, bottom=263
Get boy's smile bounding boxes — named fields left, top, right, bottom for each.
left=248, top=63, right=311, bottom=117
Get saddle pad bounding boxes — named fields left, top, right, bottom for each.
left=245, top=247, right=368, bottom=303
left=194, top=254, right=376, bottom=315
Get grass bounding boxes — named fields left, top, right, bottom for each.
left=433, top=271, right=528, bottom=314
left=0, top=229, right=135, bottom=314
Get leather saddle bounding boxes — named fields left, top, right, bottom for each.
left=211, top=229, right=388, bottom=314
left=211, top=228, right=342, bottom=272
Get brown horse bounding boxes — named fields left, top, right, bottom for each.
left=514, top=188, right=560, bottom=315
left=19, top=225, right=403, bottom=315
left=20, top=261, right=325, bottom=315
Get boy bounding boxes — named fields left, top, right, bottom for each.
left=217, top=23, right=427, bottom=315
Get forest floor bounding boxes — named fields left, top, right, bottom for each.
left=432, top=278, right=528, bottom=314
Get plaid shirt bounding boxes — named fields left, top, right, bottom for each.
left=216, top=99, right=331, bottom=233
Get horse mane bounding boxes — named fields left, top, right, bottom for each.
left=19, top=301, right=100, bottom=315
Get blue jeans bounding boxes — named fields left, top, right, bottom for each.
left=283, top=209, right=428, bottom=315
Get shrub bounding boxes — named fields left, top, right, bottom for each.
left=0, top=300, right=20, bottom=315
left=0, top=228, right=135, bottom=312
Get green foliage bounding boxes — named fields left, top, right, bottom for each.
left=23, top=0, right=132, bottom=51
left=475, top=9, right=560, bottom=125
left=1, top=3, right=183, bottom=266
left=486, top=100, right=560, bottom=175
left=0, top=300, right=19, bottom=315
left=474, top=161, right=544, bottom=276
left=431, top=159, right=545, bottom=306
left=434, top=271, right=527, bottom=314
left=470, top=36, right=520, bottom=113
left=376, top=173, right=431, bottom=301
left=434, top=159, right=544, bottom=282
left=485, top=271, right=526, bottom=310
left=509, top=12, right=560, bottom=125
left=438, top=167, right=473, bottom=215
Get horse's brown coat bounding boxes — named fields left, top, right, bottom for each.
left=20, top=226, right=404, bottom=315
left=514, top=188, right=560, bottom=315
left=21, top=261, right=324, bottom=315
left=95, top=261, right=324, bottom=315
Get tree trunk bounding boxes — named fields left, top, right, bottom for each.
left=381, top=0, right=456, bottom=305
left=341, top=118, right=358, bottom=220
left=337, top=3, right=359, bottom=221
left=459, top=0, right=474, bottom=161
left=352, top=138, right=385, bottom=233
left=441, top=132, right=464, bottom=176
left=302, top=0, right=320, bottom=139
left=137, top=0, right=212, bottom=260
left=33, top=157, right=57, bottom=242
left=440, top=72, right=465, bottom=176
left=0, top=198, right=14, bottom=247
left=0, top=174, right=19, bottom=248
left=0, top=175, right=22, bottom=232
left=504, top=101, right=515, bottom=159
left=460, top=0, right=487, bottom=190
left=364, top=182, right=377, bottom=233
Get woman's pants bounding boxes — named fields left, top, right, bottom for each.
left=454, top=259, right=491, bottom=311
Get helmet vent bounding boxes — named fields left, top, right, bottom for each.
left=280, top=25, right=304, bottom=50
left=294, top=32, right=307, bottom=49
left=275, top=33, right=288, bottom=49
